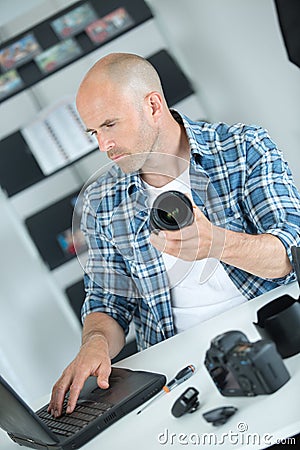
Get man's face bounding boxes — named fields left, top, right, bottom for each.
left=76, top=81, right=159, bottom=174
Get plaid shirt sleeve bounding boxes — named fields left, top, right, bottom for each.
left=185, top=114, right=300, bottom=297
left=241, top=126, right=300, bottom=280
left=80, top=186, right=139, bottom=336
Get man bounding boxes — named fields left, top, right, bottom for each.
left=48, top=53, right=300, bottom=417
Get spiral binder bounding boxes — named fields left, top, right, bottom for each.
left=21, top=97, right=97, bottom=175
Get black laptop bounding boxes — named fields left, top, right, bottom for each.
left=0, top=367, right=166, bottom=450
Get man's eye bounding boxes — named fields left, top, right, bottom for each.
left=90, top=130, right=97, bottom=136
left=106, top=123, right=115, bottom=128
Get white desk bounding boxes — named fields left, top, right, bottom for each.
left=1, top=282, right=300, bottom=449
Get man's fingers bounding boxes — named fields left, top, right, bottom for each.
left=150, top=230, right=167, bottom=251
left=96, top=359, right=112, bottom=389
left=48, top=376, right=71, bottom=417
left=150, top=225, right=196, bottom=248
left=150, top=231, right=183, bottom=258
left=66, top=375, right=88, bottom=414
left=47, top=334, right=114, bottom=417
left=61, top=359, right=112, bottom=414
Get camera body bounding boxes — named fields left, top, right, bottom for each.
left=149, top=190, right=194, bottom=231
left=204, top=330, right=290, bottom=396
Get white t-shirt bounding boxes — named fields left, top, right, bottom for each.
left=142, top=169, right=247, bottom=333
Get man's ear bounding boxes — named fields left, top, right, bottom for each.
left=145, top=91, right=163, bottom=121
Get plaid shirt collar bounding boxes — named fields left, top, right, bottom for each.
left=172, top=109, right=214, bottom=159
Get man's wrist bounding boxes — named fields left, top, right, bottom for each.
left=82, top=332, right=108, bottom=347
left=209, top=225, right=227, bottom=260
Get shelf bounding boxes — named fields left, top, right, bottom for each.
left=0, top=48, right=194, bottom=197
left=0, top=0, right=153, bottom=103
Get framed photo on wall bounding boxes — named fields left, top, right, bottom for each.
left=51, top=3, right=98, bottom=38
left=34, top=38, right=82, bottom=74
left=0, top=33, right=41, bottom=71
left=0, top=69, right=24, bottom=99
left=86, top=7, right=135, bottom=44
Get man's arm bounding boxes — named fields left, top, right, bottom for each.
left=218, top=227, right=292, bottom=278
left=150, top=206, right=292, bottom=279
left=48, top=312, right=125, bottom=417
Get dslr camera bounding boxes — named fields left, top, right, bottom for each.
left=204, top=330, right=290, bottom=396
left=149, top=190, right=194, bottom=231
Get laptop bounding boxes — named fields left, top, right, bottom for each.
left=0, top=367, right=166, bottom=449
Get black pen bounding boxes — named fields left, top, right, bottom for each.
left=137, top=364, right=196, bottom=414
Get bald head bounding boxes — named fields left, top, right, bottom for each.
left=75, top=53, right=188, bottom=177
left=77, top=53, right=164, bottom=103
left=75, top=52, right=176, bottom=165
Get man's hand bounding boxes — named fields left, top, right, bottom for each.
left=150, top=203, right=292, bottom=279
left=48, top=312, right=125, bottom=418
left=150, top=206, right=225, bottom=261
left=47, top=334, right=111, bottom=418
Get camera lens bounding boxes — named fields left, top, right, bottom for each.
left=149, top=190, right=194, bottom=231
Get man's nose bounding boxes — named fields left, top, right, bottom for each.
left=96, top=133, right=114, bottom=152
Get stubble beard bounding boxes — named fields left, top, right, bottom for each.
left=116, top=128, right=160, bottom=175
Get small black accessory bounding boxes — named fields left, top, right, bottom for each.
left=202, top=406, right=237, bottom=426
left=253, top=294, right=300, bottom=358
left=149, top=190, right=194, bottom=231
left=253, top=246, right=300, bottom=359
left=204, top=330, right=290, bottom=396
left=171, top=387, right=200, bottom=418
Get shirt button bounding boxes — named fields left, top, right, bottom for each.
left=139, top=211, right=148, bottom=217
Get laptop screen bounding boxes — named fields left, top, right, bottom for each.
left=0, top=375, right=59, bottom=445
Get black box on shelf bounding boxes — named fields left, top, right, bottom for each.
left=148, top=50, right=194, bottom=106
left=65, top=278, right=85, bottom=322
left=0, top=131, right=45, bottom=197
left=25, top=191, right=86, bottom=270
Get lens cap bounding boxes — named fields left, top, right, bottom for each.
left=203, top=406, right=237, bottom=426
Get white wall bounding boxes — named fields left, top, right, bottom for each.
left=0, top=188, right=82, bottom=403
left=147, top=0, right=300, bottom=188
left=0, top=0, right=77, bottom=37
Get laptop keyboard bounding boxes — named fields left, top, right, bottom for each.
left=37, top=400, right=113, bottom=437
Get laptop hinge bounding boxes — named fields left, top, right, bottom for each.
left=8, top=433, right=60, bottom=450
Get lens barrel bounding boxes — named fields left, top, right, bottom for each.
left=149, top=190, right=194, bottom=231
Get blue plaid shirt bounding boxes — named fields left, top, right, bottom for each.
left=81, top=111, right=300, bottom=351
